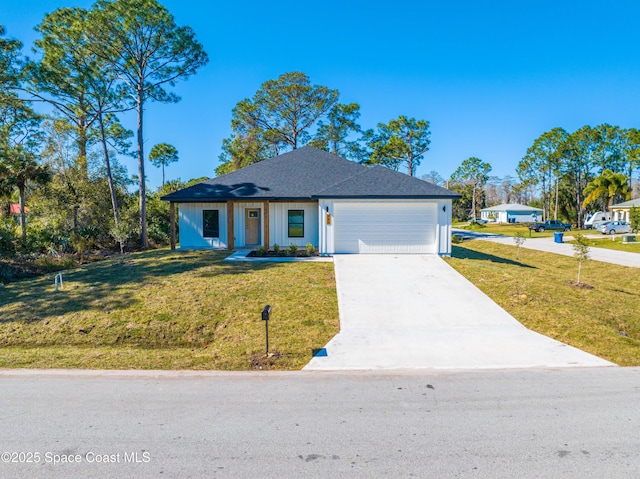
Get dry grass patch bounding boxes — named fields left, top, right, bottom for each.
left=446, top=241, right=640, bottom=366
left=0, top=249, right=339, bottom=370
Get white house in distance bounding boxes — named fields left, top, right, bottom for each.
left=480, top=203, right=543, bottom=223
left=611, top=198, right=640, bottom=222
left=161, top=147, right=461, bottom=255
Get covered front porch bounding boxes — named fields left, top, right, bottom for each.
left=168, top=200, right=319, bottom=251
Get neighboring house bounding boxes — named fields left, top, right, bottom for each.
left=611, top=198, right=640, bottom=222
left=161, top=147, right=460, bottom=255
left=6, top=203, right=29, bottom=225
left=480, top=203, right=543, bottom=224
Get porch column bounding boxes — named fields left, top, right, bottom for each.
left=263, top=200, right=270, bottom=249
left=169, top=202, right=176, bottom=250
left=227, top=201, right=235, bottom=250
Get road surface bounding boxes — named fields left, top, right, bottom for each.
left=1, top=368, right=639, bottom=478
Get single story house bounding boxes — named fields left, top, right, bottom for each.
left=611, top=198, right=640, bottom=222
left=161, top=147, right=460, bottom=255
left=480, top=204, right=543, bottom=223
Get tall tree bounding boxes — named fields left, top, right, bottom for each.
left=149, top=143, right=178, bottom=186
left=593, top=124, right=626, bottom=174
left=87, top=0, right=208, bottom=247
left=622, top=128, right=640, bottom=187
left=0, top=29, right=49, bottom=242
left=558, top=126, right=599, bottom=227
left=218, top=71, right=339, bottom=173
left=582, top=170, right=631, bottom=211
left=29, top=7, right=133, bottom=229
left=517, top=128, right=567, bottom=220
left=0, top=149, right=50, bottom=240
left=308, top=103, right=364, bottom=160
left=1, top=25, right=23, bottom=103
left=421, top=170, right=445, bottom=186
left=28, top=8, right=100, bottom=177
left=450, top=157, right=492, bottom=219
left=364, top=116, right=430, bottom=176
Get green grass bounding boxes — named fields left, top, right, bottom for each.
left=446, top=241, right=640, bottom=366
left=0, top=249, right=339, bottom=370
left=566, top=236, right=640, bottom=253
left=454, top=222, right=600, bottom=239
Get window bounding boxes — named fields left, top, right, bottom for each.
left=203, top=210, right=219, bottom=238
left=288, top=210, right=304, bottom=237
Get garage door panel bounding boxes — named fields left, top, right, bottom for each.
left=334, top=202, right=437, bottom=254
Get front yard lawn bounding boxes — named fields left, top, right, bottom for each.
left=566, top=236, right=640, bottom=253
left=446, top=241, right=640, bottom=366
left=0, top=249, right=339, bottom=370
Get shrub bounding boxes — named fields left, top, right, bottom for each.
left=289, top=243, right=298, bottom=256
left=256, top=246, right=267, bottom=257
left=306, top=243, right=315, bottom=256
left=451, top=234, right=463, bottom=244
left=273, top=243, right=280, bottom=255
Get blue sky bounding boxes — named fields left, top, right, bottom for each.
left=2, top=0, right=640, bottom=189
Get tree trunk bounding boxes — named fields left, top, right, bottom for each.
left=553, top=177, right=560, bottom=220
left=98, top=112, right=120, bottom=227
left=471, top=182, right=477, bottom=219
left=541, top=174, right=547, bottom=221
left=18, top=185, right=26, bottom=241
left=77, top=95, right=89, bottom=178
left=137, top=87, right=148, bottom=248
left=577, top=259, right=582, bottom=284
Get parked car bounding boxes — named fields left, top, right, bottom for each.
left=528, top=220, right=572, bottom=232
left=473, top=218, right=488, bottom=224
left=600, top=221, right=631, bottom=235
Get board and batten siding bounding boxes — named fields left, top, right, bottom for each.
left=179, top=202, right=227, bottom=249
left=269, top=202, right=319, bottom=248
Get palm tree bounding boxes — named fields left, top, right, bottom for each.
left=582, top=170, right=631, bottom=212
left=0, top=147, right=50, bottom=240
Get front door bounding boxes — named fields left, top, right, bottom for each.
left=245, top=209, right=261, bottom=246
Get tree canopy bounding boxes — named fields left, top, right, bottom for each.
left=218, top=71, right=339, bottom=174
left=364, top=116, right=430, bottom=177
left=450, top=157, right=492, bottom=219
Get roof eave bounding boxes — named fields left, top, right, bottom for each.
left=312, top=194, right=461, bottom=200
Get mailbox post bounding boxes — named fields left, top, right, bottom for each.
left=262, top=305, right=272, bottom=355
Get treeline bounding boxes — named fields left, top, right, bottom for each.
left=217, top=71, right=432, bottom=178
left=426, top=126, right=639, bottom=224
left=516, top=125, right=638, bottom=226
left=0, top=0, right=208, bottom=256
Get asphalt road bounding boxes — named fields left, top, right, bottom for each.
left=1, top=368, right=639, bottom=479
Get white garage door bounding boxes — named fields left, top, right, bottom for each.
left=333, top=202, right=437, bottom=254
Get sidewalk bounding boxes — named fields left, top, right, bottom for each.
left=480, top=235, right=640, bottom=268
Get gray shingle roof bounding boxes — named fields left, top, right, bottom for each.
left=162, top=146, right=460, bottom=202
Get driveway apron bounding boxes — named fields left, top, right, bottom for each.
left=304, top=255, right=614, bottom=370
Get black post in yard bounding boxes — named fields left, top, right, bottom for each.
left=262, top=305, right=272, bottom=355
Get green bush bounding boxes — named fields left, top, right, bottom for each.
left=256, top=246, right=267, bottom=257
left=305, top=243, right=315, bottom=256
left=289, top=243, right=298, bottom=256
left=273, top=243, right=280, bottom=255
left=0, top=219, right=17, bottom=255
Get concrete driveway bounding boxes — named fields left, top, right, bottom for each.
left=304, top=255, right=614, bottom=370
